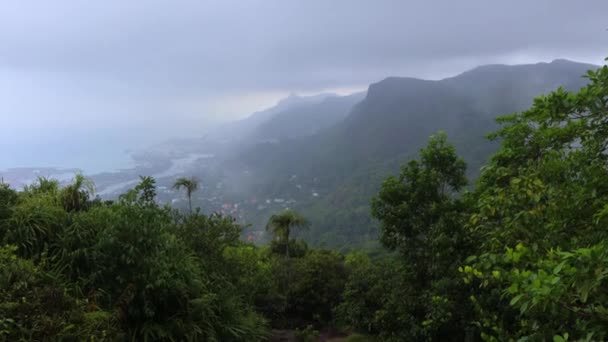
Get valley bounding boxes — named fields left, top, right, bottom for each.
left=65, top=59, right=596, bottom=248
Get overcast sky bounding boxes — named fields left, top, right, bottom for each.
left=1, top=0, right=607, bottom=171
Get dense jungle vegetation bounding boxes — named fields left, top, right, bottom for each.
left=2, top=62, right=608, bottom=341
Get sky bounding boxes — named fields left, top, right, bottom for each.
left=1, top=0, right=607, bottom=172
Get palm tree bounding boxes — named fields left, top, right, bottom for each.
left=266, top=210, right=309, bottom=259
left=61, top=173, right=95, bottom=212
left=173, top=177, right=199, bottom=213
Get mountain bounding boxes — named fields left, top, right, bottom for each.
left=202, top=93, right=339, bottom=144
left=251, top=92, right=365, bottom=141
left=225, top=59, right=596, bottom=248
left=442, top=58, right=596, bottom=115
left=83, top=92, right=368, bottom=199
left=82, top=59, right=597, bottom=249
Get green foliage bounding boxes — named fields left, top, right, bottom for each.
left=59, top=173, right=95, bottom=212
left=23, top=176, right=59, bottom=196
left=362, top=132, right=474, bottom=340
left=3, top=193, right=66, bottom=260
left=175, top=212, right=242, bottom=265
left=0, top=176, right=269, bottom=341
left=119, top=175, right=157, bottom=206
left=222, top=244, right=274, bottom=307
left=0, top=182, right=18, bottom=240
left=339, top=61, right=608, bottom=340
left=340, top=333, right=380, bottom=342
left=172, top=176, right=199, bottom=212
left=289, top=250, right=347, bottom=323
left=294, top=325, right=320, bottom=342
left=269, top=239, right=309, bottom=258
left=266, top=210, right=309, bottom=242
left=0, top=245, right=121, bottom=341
left=266, top=209, right=309, bottom=258
left=461, top=62, right=608, bottom=340
left=337, top=255, right=419, bottom=340
left=371, top=132, right=468, bottom=253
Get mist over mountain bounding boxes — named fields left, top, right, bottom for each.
left=202, top=93, right=339, bottom=144
left=211, top=59, right=595, bottom=246
left=1, top=59, right=598, bottom=247
left=251, top=92, right=366, bottom=141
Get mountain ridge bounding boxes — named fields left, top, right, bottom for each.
left=223, top=59, right=597, bottom=247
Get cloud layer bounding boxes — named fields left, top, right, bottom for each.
left=1, top=0, right=607, bottom=170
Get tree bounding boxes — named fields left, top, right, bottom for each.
left=120, top=176, right=157, bottom=206
left=60, top=173, right=95, bottom=212
left=24, top=176, right=59, bottom=196
left=0, top=182, right=18, bottom=232
left=289, top=250, right=347, bottom=323
left=0, top=245, right=121, bottom=340
left=369, top=132, right=474, bottom=340
left=337, top=255, right=418, bottom=340
left=266, top=210, right=309, bottom=259
left=135, top=175, right=157, bottom=205
left=461, top=61, right=608, bottom=340
left=0, top=174, right=271, bottom=341
left=372, top=131, right=469, bottom=278
left=173, top=177, right=199, bottom=213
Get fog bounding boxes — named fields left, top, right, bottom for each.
left=1, top=0, right=607, bottom=172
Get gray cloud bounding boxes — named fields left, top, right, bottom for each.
left=1, top=0, right=607, bottom=170
left=2, top=1, right=607, bottom=89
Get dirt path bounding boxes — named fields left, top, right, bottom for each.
left=269, top=329, right=349, bottom=342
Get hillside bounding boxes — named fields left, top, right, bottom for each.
left=227, top=59, right=595, bottom=247
left=251, top=92, right=365, bottom=141
left=202, top=93, right=339, bottom=144
left=76, top=60, right=597, bottom=248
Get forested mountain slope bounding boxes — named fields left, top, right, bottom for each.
left=251, top=92, right=365, bottom=141
left=203, top=93, right=343, bottom=144
left=229, top=59, right=595, bottom=247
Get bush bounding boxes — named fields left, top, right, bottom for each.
left=0, top=245, right=121, bottom=340
left=295, top=325, right=320, bottom=342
